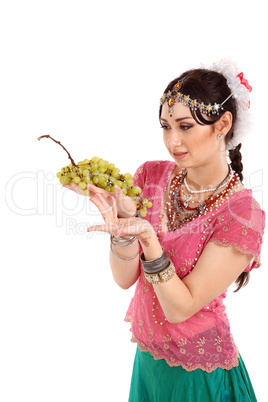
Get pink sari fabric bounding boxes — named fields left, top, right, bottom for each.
left=125, top=161, right=265, bottom=373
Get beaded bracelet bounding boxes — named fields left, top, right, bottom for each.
left=144, top=261, right=176, bottom=284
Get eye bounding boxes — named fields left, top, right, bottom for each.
left=180, top=125, right=193, bottom=131
left=160, top=124, right=170, bottom=131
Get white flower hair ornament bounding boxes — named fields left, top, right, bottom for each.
left=208, top=59, right=253, bottom=150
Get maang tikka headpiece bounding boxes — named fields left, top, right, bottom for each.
left=160, top=78, right=223, bottom=117
left=160, top=59, right=253, bottom=150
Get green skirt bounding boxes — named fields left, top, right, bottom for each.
left=129, top=346, right=257, bottom=402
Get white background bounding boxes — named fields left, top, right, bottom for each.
left=1, top=1, right=267, bottom=401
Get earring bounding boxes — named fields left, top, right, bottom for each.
left=217, top=134, right=224, bottom=140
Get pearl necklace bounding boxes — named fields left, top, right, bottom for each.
left=183, top=166, right=231, bottom=208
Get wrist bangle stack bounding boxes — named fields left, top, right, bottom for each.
left=110, top=235, right=139, bottom=261
left=140, top=248, right=176, bottom=284
left=111, top=235, right=137, bottom=248
left=110, top=243, right=140, bottom=261
left=143, top=262, right=176, bottom=284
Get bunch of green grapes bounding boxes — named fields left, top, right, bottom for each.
left=57, top=157, right=152, bottom=217
left=37, top=135, right=152, bottom=217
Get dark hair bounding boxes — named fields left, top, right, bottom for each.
left=159, top=69, right=248, bottom=292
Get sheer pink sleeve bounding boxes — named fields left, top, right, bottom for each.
left=132, top=162, right=147, bottom=191
left=209, top=192, right=265, bottom=271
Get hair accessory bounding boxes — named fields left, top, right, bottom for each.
left=160, top=59, right=253, bottom=150
left=207, top=58, right=253, bottom=150
left=160, top=82, right=222, bottom=117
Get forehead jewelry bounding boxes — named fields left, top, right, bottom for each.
left=160, top=80, right=223, bottom=117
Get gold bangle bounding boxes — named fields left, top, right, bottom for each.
left=144, top=261, right=175, bottom=284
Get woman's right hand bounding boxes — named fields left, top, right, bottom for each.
left=63, top=182, right=137, bottom=218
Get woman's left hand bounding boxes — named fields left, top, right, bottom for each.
left=87, top=192, right=155, bottom=242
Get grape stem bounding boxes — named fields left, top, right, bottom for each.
left=37, top=135, right=78, bottom=168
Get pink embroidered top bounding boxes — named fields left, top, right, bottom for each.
left=125, top=160, right=265, bottom=373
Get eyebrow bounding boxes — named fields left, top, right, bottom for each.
left=160, top=117, right=193, bottom=122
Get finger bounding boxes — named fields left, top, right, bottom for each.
left=87, top=224, right=110, bottom=233
left=113, top=185, right=122, bottom=200
left=87, top=222, right=120, bottom=235
left=87, top=183, right=105, bottom=194
left=63, top=184, right=82, bottom=195
left=71, top=182, right=84, bottom=195
left=90, top=193, right=114, bottom=219
left=109, top=195, right=118, bottom=219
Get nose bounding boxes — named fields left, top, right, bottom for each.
left=167, top=129, right=183, bottom=148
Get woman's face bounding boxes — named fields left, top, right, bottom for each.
left=160, top=101, right=221, bottom=170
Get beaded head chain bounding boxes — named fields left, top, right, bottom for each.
left=160, top=59, right=253, bottom=149
left=160, top=79, right=223, bottom=117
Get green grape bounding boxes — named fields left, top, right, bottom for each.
left=84, top=176, right=91, bottom=184
left=60, top=175, right=70, bottom=185
left=139, top=208, right=147, bottom=217
left=127, top=189, right=136, bottom=199
left=147, top=201, right=153, bottom=208
left=115, top=180, right=123, bottom=188
left=93, top=176, right=99, bottom=184
left=91, top=157, right=99, bottom=163
left=74, top=176, right=81, bottom=184
left=108, top=176, right=116, bottom=184
left=126, top=179, right=134, bottom=187
left=124, top=173, right=132, bottom=180
left=78, top=181, right=87, bottom=190
left=111, top=168, right=120, bottom=179
left=99, top=166, right=107, bottom=173
left=83, top=189, right=89, bottom=196
left=131, top=186, right=142, bottom=195
left=83, top=159, right=90, bottom=164
left=83, top=169, right=90, bottom=176
left=97, top=175, right=107, bottom=187
left=108, top=163, right=115, bottom=170
left=56, top=172, right=62, bottom=178
left=103, top=161, right=109, bottom=170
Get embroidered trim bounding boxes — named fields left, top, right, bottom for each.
left=208, top=238, right=261, bottom=270
left=124, top=322, right=240, bottom=373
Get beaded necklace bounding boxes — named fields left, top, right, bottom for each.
left=161, top=166, right=240, bottom=232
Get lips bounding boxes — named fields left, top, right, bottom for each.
left=172, top=151, right=188, bottom=160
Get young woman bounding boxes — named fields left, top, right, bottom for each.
left=66, top=60, right=265, bottom=401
